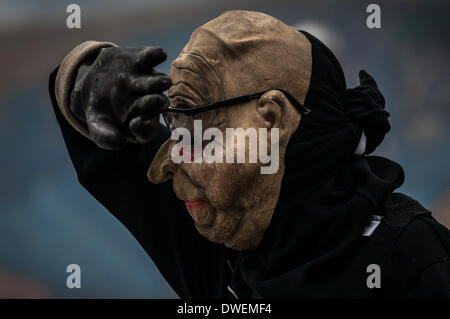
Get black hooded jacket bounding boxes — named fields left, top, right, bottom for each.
left=47, top=32, right=450, bottom=298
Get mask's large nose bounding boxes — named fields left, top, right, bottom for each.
left=147, top=139, right=177, bottom=184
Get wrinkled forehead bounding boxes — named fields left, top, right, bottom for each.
left=168, top=52, right=224, bottom=108
left=168, top=10, right=312, bottom=110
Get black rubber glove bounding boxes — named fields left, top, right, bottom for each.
left=70, top=46, right=171, bottom=150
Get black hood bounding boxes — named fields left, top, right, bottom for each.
left=234, top=31, right=405, bottom=297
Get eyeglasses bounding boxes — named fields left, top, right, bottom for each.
left=162, top=89, right=311, bottom=132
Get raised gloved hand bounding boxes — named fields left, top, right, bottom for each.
left=70, top=46, right=171, bottom=149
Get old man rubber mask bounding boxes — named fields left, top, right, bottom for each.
left=148, top=11, right=312, bottom=250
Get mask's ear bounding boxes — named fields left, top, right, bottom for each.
left=256, top=90, right=302, bottom=144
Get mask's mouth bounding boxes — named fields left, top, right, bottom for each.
left=185, top=198, right=216, bottom=229
left=185, top=199, right=207, bottom=210
left=181, top=190, right=242, bottom=245
left=171, top=165, right=245, bottom=245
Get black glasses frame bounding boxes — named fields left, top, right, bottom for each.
left=163, top=89, right=311, bottom=116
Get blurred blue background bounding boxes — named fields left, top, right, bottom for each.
left=0, top=0, right=449, bottom=298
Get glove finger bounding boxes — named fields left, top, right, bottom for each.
left=134, top=47, right=167, bottom=72
left=127, top=74, right=172, bottom=94
left=129, top=115, right=159, bottom=142
left=124, top=93, right=169, bottom=124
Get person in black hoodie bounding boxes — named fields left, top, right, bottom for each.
left=48, top=10, right=450, bottom=298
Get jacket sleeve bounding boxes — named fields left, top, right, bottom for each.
left=48, top=66, right=232, bottom=298
left=54, top=41, right=118, bottom=139
left=401, top=215, right=450, bottom=298
left=406, top=260, right=450, bottom=298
